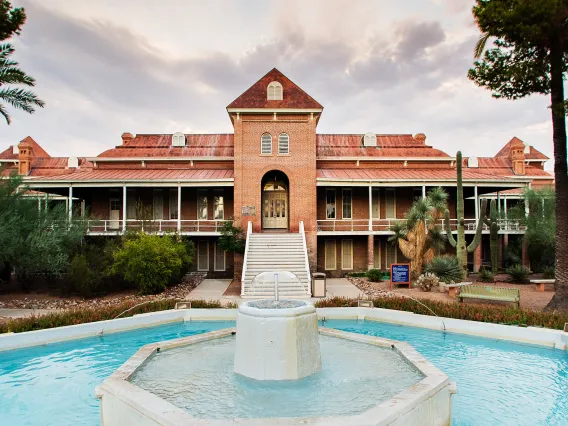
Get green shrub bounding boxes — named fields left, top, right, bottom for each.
left=67, top=254, right=99, bottom=298
left=542, top=266, right=555, bottom=279
left=478, top=267, right=495, bottom=283
left=111, top=234, right=193, bottom=295
left=506, top=264, right=530, bottom=284
left=314, top=297, right=568, bottom=330
left=347, top=272, right=367, bottom=278
left=424, top=256, right=463, bottom=283
left=218, top=221, right=246, bottom=254
left=367, top=268, right=383, bottom=282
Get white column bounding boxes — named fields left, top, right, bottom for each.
left=122, top=185, right=127, bottom=232
left=497, top=192, right=501, bottom=216
left=368, top=184, right=372, bottom=231
left=68, top=186, right=73, bottom=220
left=422, top=185, right=426, bottom=198
left=504, top=198, right=508, bottom=220
left=37, top=198, right=41, bottom=213
left=525, top=198, right=530, bottom=217
left=177, top=185, right=182, bottom=232
left=474, top=186, right=479, bottom=219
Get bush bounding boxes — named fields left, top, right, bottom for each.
left=424, top=256, right=463, bottom=283
left=506, top=264, right=530, bottom=284
left=111, top=234, right=193, bottom=295
left=367, top=268, right=384, bottom=282
left=67, top=254, right=99, bottom=298
left=478, top=267, right=495, bottom=283
left=314, top=297, right=568, bottom=330
left=218, top=221, right=246, bottom=254
left=415, top=273, right=439, bottom=292
left=542, top=266, right=555, bottom=279
left=347, top=272, right=367, bottom=278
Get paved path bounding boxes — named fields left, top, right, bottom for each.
left=185, top=279, right=232, bottom=301
left=322, top=278, right=364, bottom=299
left=0, top=308, right=58, bottom=319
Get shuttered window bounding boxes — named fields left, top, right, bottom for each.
left=341, top=239, right=353, bottom=270
left=261, top=133, right=272, bottom=154
left=385, top=243, right=397, bottom=269
left=169, top=189, right=178, bottom=220
left=198, top=240, right=209, bottom=271
left=326, top=190, right=336, bottom=219
left=374, top=239, right=381, bottom=269
left=214, top=240, right=225, bottom=271
left=197, top=191, right=208, bottom=220
left=126, top=189, right=136, bottom=220
left=278, top=133, right=289, bottom=154
left=385, top=189, right=396, bottom=219
left=372, top=188, right=380, bottom=219
left=325, top=240, right=336, bottom=270
left=153, top=190, right=163, bottom=220
left=342, top=189, right=352, bottom=219
left=214, top=191, right=224, bottom=220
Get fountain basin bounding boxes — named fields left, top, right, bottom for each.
left=234, top=299, right=321, bottom=380
left=96, top=328, right=454, bottom=425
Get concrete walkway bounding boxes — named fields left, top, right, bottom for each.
left=0, top=308, right=58, bottom=319
left=186, top=277, right=362, bottom=304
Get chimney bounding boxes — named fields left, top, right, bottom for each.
left=414, top=133, right=427, bottom=143
left=17, top=141, right=33, bottom=175
left=510, top=138, right=525, bottom=175
left=121, top=132, right=134, bottom=145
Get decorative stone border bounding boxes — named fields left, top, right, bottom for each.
left=95, top=327, right=454, bottom=426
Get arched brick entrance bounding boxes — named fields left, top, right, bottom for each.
left=261, top=170, right=289, bottom=230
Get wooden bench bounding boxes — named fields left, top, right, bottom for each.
left=443, top=282, right=472, bottom=298
left=530, top=279, right=555, bottom=292
left=458, top=285, right=520, bottom=308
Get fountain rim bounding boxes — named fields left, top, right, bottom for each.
left=238, top=299, right=315, bottom=318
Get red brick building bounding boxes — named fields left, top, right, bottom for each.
left=0, top=69, right=554, bottom=294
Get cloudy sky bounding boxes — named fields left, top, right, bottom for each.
left=0, top=0, right=555, bottom=168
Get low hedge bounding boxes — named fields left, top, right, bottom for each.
left=314, top=296, right=568, bottom=330
left=0, top=299, right=226, bottom=334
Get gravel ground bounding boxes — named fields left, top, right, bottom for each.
left=348, top=276, right=555, bottom=311
left=0, top=272, right=206, bottom=311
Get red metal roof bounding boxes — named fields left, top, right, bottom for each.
left=29, top=168, right=234, bottom=181
left=98, top=134, right=234, bottom=158
left=495, top=137, right=549, bottom=160
left=227, top=68, right=323, bottom=109
left=316, top=168, right=510, bottom=181
left=0, top=136, right=51, bottom=160
left=316, top=134, right=450, bottom=158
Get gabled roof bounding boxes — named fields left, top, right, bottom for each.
left=0, top=136, right=51, bottom=160
left=495, top=137, right=549, bottom=160
left=227, top=68, right=323, bottom=110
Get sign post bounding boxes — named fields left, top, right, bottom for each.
left=390, top=263, right=411, bottom=290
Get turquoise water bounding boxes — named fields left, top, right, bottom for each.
left=0, top=319, right=566, bottom=425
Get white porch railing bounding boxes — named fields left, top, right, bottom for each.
left=85, top=219, right=226, bottom=234
left=240, top=221, right=253, bottom=295
left=299, top=221, right=312, bottom=296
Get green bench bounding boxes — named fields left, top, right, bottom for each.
left=458, top=285, right=520, bottom=308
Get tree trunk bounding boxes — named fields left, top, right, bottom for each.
left=545, top=43, right=568, bottom=311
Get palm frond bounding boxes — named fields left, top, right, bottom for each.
left=0, top=103, right=10, bottom=124
left=0, top=44, right=15, bottom=61
left=0, top=88, right=45, bottom=113
left=474, top=33, right=490, bottom=58
left=0, top=66, right=35, bottom=86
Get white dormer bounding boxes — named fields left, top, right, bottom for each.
left=468, top=157, right=479, bottom=168
left=363, top=132, right=377, bottom=147
left=172, top=132, right=186, bottom=146
left=267, top=81, right=283, bottom=100
left=67, top=157, right=78, bottom=168
left=12, top=145, right=19, bottom=155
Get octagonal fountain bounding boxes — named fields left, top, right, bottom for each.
left=96, top=275, right=455, bottom=425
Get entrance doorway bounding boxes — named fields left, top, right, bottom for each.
left=262, top=171, right=289, bottom=230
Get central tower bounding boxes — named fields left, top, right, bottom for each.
left=227, top=69, right=322, bottom=268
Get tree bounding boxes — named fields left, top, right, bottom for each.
left=218, top=220, right=246, bottom=254
left=389, top=187, right=448, bottom=280
left=0, top=1, right=44, bottom=124
left=468, top=0, right=568, bottom=310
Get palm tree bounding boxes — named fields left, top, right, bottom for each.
left=0, top=43, right=44, bottom=124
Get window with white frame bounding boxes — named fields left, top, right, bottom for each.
left=267, top=81, right=283, bottom=100
left=278, top=133, right=289, bottom=155
left=326, top=190, right=336, bottom=219
left=261, top=133, right=272, bottom=155
left=213, top=191, right=224, bottom=220
left=342, top=189, right=352, bottom=219
left=214, top=240, right=225, bottom=271
left=372, top=188, right=380, bottom=219
left=385, top=189, right=396, bottom=219
left=169, top=189, right=178, bottom=220
left=325, top=240, right=336, bottom=270
left=385, top=243, right=397, bottom=269
left=341, top=239, right=353, bottom=270
left=197, top=240, right=209, bottom=271
left=197, top=190, right=208, bottom=220
left=374, top=240, right=381, bottom=268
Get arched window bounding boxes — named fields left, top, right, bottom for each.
left=172, top=132, right=186, bottom=146
left=261, top=133, right=272, bottom=154
left=267, top=81, right=283, bottom=100
left=278, top=133, right=289, bottom=155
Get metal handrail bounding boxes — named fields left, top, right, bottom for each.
left=240, top=221, right=252, bottom=296
left=299, top=221, right=312, bottom=296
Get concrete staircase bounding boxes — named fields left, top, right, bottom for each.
left=241, top=232, right=311, bottom=299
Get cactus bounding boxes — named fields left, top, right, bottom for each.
left=484, top=199, right=500, bottom=274
left=444, top=151, right=488, bottom=276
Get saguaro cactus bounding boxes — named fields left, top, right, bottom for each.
left=485, top=199, right=500, bottom=274
left=444, top=151, right=488, bottom=276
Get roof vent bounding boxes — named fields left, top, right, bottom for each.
left=467, top=157, right=479, bottom=168
left=12, top=145, right=19, bottom=155
left=363, top=132, right=377, bottom=147
left=67, top=157, right=78, bottom=168
left=121, top=132, right=134, bottom=145
left=172, top=132, right=186, bottom=147
left=524, top=144, right=531, bottom=154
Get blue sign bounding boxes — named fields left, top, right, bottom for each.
left=391, top=264, right=410, bottom=284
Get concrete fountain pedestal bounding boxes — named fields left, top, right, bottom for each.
left=234, top=299, right=321, bottom=380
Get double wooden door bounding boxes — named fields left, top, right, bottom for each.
left=262, top=191, right=288, bottom=229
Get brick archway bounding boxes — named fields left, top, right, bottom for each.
left=261, top=170, right=290, bottom=230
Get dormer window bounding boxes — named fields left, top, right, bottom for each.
left=261, top=133, right=272, bottom=154
left=267, top=81, right=283, bottom=100
left=172, top=132, right=186, bottom=146
left=278, top=133, right=289, bottom=155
